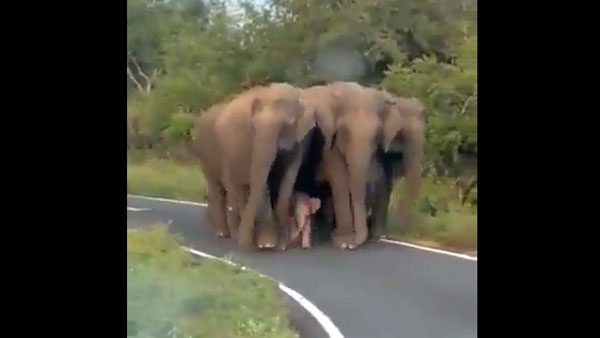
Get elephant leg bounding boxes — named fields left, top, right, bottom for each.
left=396, top=119, right=425, bottom=230
left=302, top=219, right=312, bottom=248
left=255, top=188, right=278, bottom=249
left=222, top=169, right=244, bottom=240
left=370, top=177, right=393, bottom=240
left=205, top=175, right=230, bottom=238
left=350, top=181, right=370, bottom=247
left=238, top=128, right=279, bottom=249
left=274, top=145, right=307, bottom=251
left=233, top=186, right=250, bottom=237
left=319, top=192, right=336, bottom=242
left=324, top=152, right=355, bottom=249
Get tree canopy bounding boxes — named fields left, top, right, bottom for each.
left=127, top=0, right=477, bottom=177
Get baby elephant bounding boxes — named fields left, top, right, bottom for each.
left=288, top=192, right=321, bottom=249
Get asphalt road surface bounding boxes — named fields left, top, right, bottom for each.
left=127, top=196, right=477, bottom=338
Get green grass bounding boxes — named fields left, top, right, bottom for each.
left=385, top=210, right=477, bottom=251
left=386, top=177, right=477, bottom=251
left=127, top=154, right=476, bottom=252
left=127, top=225, right=298, bottom=338
left=127, top=156, right=208, bottom=202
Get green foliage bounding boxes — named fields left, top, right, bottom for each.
left=382, top=36, right=477, bottom=176
left=127, top=226, right=297, bottom=338
left=164, top=112, right=196, bottom=144
left=127, top=0, right=477, bottom=162
left=397, top=211, right=477, bottom=250
left=388, top=176, right=477, bottom=250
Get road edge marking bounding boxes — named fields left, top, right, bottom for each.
left=128, top=194, right=208, bottom=207
left=278, top=284, right=344, bottom=338
left=127, top=194, right=477, bottom=261
left=181, top=247, right=344, bottom=338
left=127, top=206, right=151, bottom=212
left=379, top=238, right=477, bottom=261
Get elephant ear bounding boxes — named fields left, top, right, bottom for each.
left=293, top=97, right=317, bottom=142
left=271, top=97, right=313, bottom=148
left=331, top=122, right=350, bottom=155
left=250, top=97, right=265, bottom=116
left=250, top=97, right=300, bottom=123
left=321, top=90, right=347, bottom=150
left=380, top=99, right=403, bottom=153
left=248, top=98, right=264, bottom=136
left=381, top=96, right=425, bottom=152
left=271, top=97, right=302, bottom=125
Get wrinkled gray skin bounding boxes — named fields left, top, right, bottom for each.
left=308, top=82, right=425, bottom=248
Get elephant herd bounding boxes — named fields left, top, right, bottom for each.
left=190, top=81, right=425, bottom=251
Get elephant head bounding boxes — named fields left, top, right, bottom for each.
left=377, top=93, right=425, bottom=230
left=323, top=83, right=425, bottom=245
left=249, top=90, right=316, bottom=151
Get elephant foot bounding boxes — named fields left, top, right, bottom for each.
left=227, top=224, right=239, bottom=240
left=256, top=230, right=278, bottom=250
left=216, top=230, right=230, bottom=238
left=276, top=231, right=290, bottom=251
left=205, top=213, right=230, bottom=238
left=354, top=226, right=369, bottom=247
left=237, top=227, right=254, bottom=249
left=215, top=223, right=231, bottom=238
left=276, top=240, right=289, bottom=251
left=367, top=232, right=385, bottom=243
left=368, top=226, right=386, bottom=242
left=331, top=231, right=356, bottom=250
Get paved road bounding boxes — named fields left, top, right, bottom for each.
left=127, top=196, right=477, bottom=338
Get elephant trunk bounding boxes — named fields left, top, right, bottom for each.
left=396, top=120, right=424, bottom=230
left=347, top=143, right=371, bottom=246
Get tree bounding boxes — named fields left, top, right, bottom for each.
left=126, top=0, right=478, bottom=179
left=382, top=35, right=477, bottom=176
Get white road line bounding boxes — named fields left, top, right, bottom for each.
left=182, top=247, right=344, bottom=338
left=379, top=238, right=477, bottom=261
left=127, top=194, right=477, bottom=261
left=128, top=194, right=208, bottom=207
left=127, top=206, right=151, bottom=212
left=278, top=284, right=344, bottom=338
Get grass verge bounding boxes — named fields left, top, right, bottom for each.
left=127, top=155, right=476, bottom=252
left=385, top=210, right=477, bottom=252
left=127, top=157, right=208, bottom=202
left=127, top=225, right=297, bottom=338
left=387, top=177, right=477, bottom=251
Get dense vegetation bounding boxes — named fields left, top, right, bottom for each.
left=127, top=0, right=477, bottom=249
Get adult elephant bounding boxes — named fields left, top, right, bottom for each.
left=305, top=82, right=425, bottom=248
left=300, top=85, right=355, bottom=249
left=364, top=92, right=425, bottom=240
left=191, top=83, right=316, bottom=249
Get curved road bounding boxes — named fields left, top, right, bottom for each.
left=127, top=196, right=477, bottom=338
